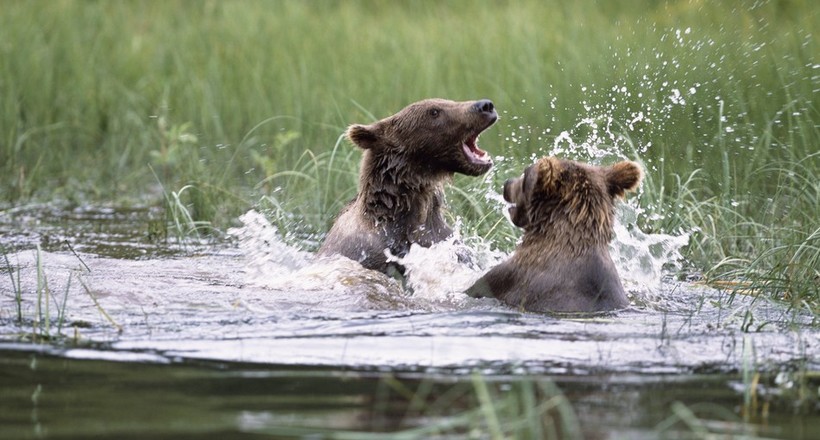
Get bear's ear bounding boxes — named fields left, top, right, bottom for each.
left=606, top=161, right=642, bottom=198
left=535, top=157, right=561, bottom=192
left=346, top=124, right=383, bottom=150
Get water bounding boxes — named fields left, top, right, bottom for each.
left=1, top=204, right=818, bottom=439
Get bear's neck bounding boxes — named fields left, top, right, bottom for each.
left=522, top=215, right=613, bottom=258
left=358, top=150, right=448, bottom=223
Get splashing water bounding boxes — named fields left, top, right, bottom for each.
left=610, top=203, right=690, bottom=305
left=389, top=233, right=506, bottom=307
left=230, top=205, right=687, bottom=311
left=228, top=210, right=312, bottom=279
left=229, top=211, right=416, bottom=310
left=229, top=211, right=506, bottom=311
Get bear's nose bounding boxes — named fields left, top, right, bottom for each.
left=473, top=99, right=495, bottom=114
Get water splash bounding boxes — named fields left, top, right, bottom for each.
left=230, top=206, right=689, bottom=313
left=388, top=231, right=506, bottom=308
left=228, top=210, right=312, bottom=279
left=228, top=210, right=409, bottom=310
left=611, top=203, right=690, bottom=304
left=229, top=210, right=510, bottom=310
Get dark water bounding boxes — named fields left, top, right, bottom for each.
left=2, top=348, right=817, bottom=440
left=1, top=205, right=818, bottom=439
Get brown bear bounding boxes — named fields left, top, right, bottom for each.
left=466, top=156, right=642, bottom=313
left=318, top=98, right=498, bottom=275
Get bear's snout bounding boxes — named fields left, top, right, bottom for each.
left=503, top=178, right=516, bottom=203
left=504, top=177, right=530, bottom=228
left=472, top=99, right=495, bottom=115
left=503, top=176, right=525, bottom=204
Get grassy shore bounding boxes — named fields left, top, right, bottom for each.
left=1, top=0, right=817, bottom=310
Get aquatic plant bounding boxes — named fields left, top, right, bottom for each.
left=0, top=244, right=111, bottom=343
left=1, top=245, right=23, bottom=322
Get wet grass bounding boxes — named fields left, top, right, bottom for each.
left=0, top=0, right=818, bottom=311
left=1, top=245, right=23, bottom=322
left=4, top=244, right=69, bottom=341
left=0, top=242, right=115, bottom=343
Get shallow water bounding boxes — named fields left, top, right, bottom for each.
left=1, top=205, right=818, bottom=438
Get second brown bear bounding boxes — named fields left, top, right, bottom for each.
left=466, top=156, right=642, bottom=313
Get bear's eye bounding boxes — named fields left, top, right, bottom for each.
left=428, top=108, right=440, bottom=118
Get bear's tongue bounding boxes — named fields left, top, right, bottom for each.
left=462, top=135, right=491, bottom=165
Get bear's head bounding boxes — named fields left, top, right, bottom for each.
left=504, top=157, right=642, bottom=247
left=346, top=98, right=497, bottom=176
left=465, top=156, right=641, bottom=312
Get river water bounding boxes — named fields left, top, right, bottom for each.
left=0, top=205, right=817, bottom=439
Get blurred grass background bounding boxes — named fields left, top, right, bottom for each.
left=1, top=0, right=817, bottom=309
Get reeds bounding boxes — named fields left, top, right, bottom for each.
left=1, top=244, right=118, bottom=342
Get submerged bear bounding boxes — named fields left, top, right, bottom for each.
left=318, top=98, right=498, bottom=275
left=467, top=156, right=643, bottom=313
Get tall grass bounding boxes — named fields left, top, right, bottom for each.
left=0, top=1, right=817, bottom=308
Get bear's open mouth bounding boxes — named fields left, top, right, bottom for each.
left=461, top=134, right=492, bottom=165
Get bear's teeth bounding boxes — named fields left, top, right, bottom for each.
left=462, top=137, right=491, bottom=164
left=462, top=142, right=490, bottom=164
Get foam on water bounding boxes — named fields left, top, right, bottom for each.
left=229, top=211, right=504, bottom=311
left=229, top=206, right=688, bottom=312
left=229, top=210, right=411, bottom=310
left=611, top=203, right=690, bottom=305
left=389, top=233, right=506, bottom=307
left=228, top=210, right=313, bottom=279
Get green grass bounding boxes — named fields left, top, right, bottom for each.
left=1, top=0, right=818, bottom=310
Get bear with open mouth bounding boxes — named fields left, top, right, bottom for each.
left=318, top=98, right=498, bottom=276
left=466, top=156, right=642, bottom=313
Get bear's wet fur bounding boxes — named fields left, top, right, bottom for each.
left=466, top=156, right=642, bottom=313
left=318, top=98, right=498, bottom=274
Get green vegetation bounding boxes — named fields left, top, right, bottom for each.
left=1, top=0, right=818, bottom=310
